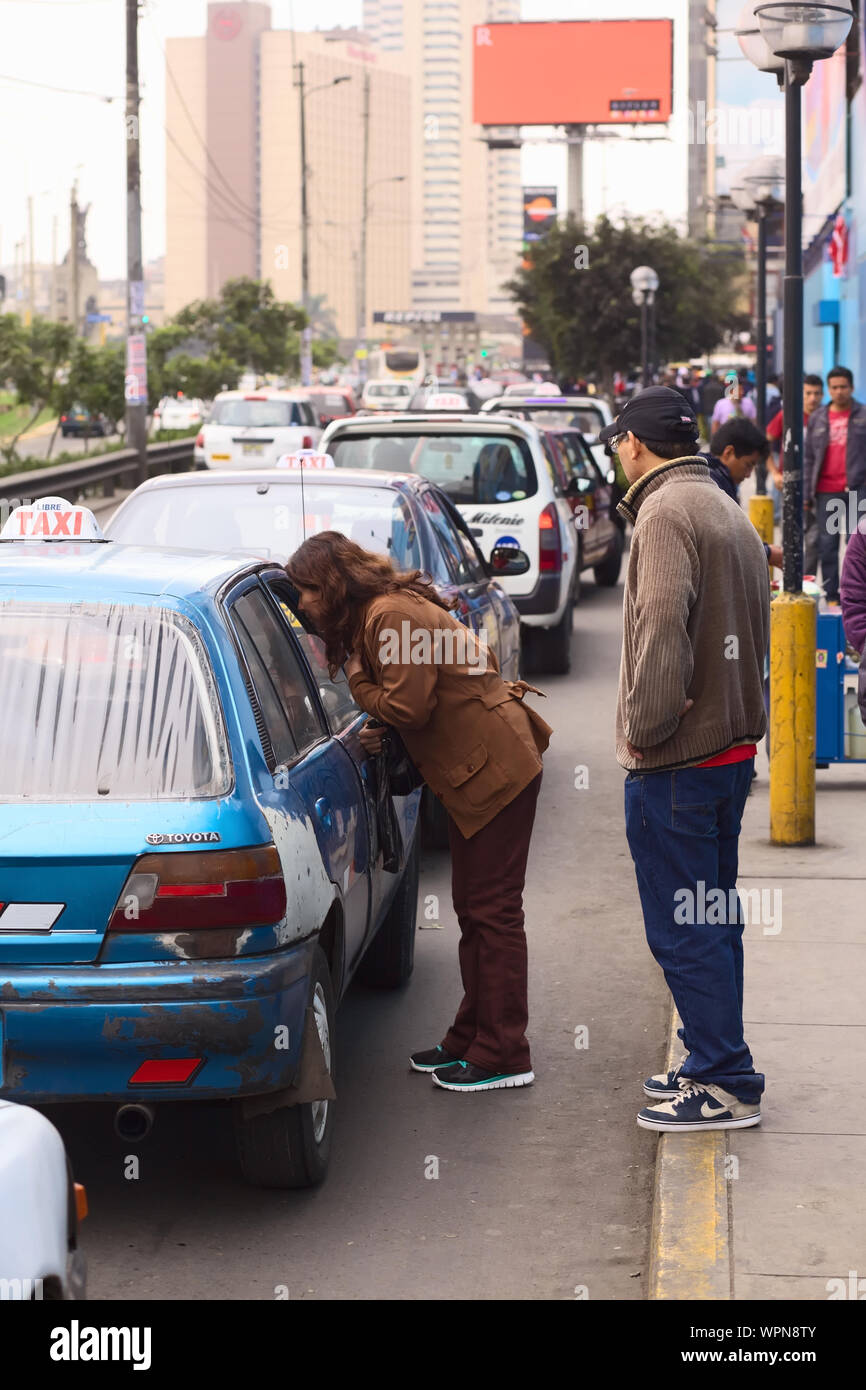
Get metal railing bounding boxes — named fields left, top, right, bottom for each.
left=0, top=440, right=196, bottom=508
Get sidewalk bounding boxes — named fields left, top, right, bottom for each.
left=649, top=744, right=866, bottom=1300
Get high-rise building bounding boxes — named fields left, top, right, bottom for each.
left=164, top=3, right=411, bottom=341
left=362, top=0, right=524, bottom=316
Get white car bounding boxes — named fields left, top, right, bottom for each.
left=360, top=379, right=413, bottom=412
left=0, top=1100, right=87, bottom=1300
left=156, top=396, right=205, bottom=431
left=481, top=393, right=614, bottom=472
left=197, top=389, right=322, bottom=470
left=321, top=412, right=579, bottom=674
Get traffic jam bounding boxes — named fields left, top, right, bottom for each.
left=0, top=381, right=618, bottom=1298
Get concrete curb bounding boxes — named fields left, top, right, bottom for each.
left=647, top=1007, right=732, bottom=1300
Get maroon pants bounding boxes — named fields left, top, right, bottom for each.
left=441, top=773, right=542, bottom=1073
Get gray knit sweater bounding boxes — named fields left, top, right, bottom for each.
left=616, top=457, right=770, bottom=772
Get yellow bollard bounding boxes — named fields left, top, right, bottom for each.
left=769, top=592, right=816, bottom=845
left=749, top=494, right=775, bottom=548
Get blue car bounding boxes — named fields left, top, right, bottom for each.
left=0, top=503, right=421, bottom=1188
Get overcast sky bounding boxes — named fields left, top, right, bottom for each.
left=0, top=0, right=692, bottom=283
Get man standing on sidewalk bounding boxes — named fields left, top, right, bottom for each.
left=600, top=388, right=770, bottom=1132
left=804, top=366, right=866, bottom=605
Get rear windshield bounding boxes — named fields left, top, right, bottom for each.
left=328, top=433, right=538, bottom=504
left=0, top=602, right=231, bottom=801
left=313, top=394, right=350, bottom=413
left=366, top=383, right=411, bottom=398
left=107, top=482, right=423, bottom=571
left=209, top=399, right=303, bottom=428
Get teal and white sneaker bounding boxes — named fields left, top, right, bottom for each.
left=643, top=1062, right=687, bottom=1100
left=431, top=1060, right=534, bottom=1092
left=637, top=1082, right=761, bottom=1132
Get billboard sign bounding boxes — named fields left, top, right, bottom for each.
left=803, top=44, right=847, bottom=230
left=523, top=187, right=557, bottom=242
left=473, top=20, right=673, bottom=127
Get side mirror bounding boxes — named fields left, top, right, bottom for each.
left=489, top=545, right=530, bottom=577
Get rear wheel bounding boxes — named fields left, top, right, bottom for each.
left=530, top=602, right=573, bottom=676
left=357, top=832, right=420, bottom=989
left=233, top=945, right=335, bottom=1189
left=593, top=530, right=624, bottom=587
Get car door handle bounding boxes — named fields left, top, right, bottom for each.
left=469, top=527, right=483, bottom=537
left=315, top=797, right=333, bottom=829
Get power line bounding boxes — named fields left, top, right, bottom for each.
left=0, top=72, right=117, bottom=100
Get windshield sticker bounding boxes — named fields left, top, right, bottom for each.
left=495, top=490, right=512, bottom=502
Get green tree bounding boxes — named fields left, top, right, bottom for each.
left=172, top=277, right=307, bottom=377
left=1, top=316, right=75, bottom=462
left=505, top=215, right=750, bottom=389
left=48, top=341, right=126, bottom=456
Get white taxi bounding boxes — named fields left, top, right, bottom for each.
left=320, top=413, right=579, bottom=674
left=197, top=389, right=322, bottom=469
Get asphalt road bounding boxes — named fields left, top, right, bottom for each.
left=47, top=575, right=669, bottom=1302
left=13, top=427, right=125, bottom=463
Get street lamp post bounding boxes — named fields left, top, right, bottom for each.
left=294, top=65, right=351, bottom=387
left=731, top=154, right=784, bottom=491
left=630, top=266, right=659, bottom=388
left=357, top=174, right=406, bottom=387
left=738, top=0, right=854, bottom=846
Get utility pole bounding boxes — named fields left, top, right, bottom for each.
left=51, top=215, right=57, bottom=321
left=70, top=186, right=79, bottom=336
left=295, top=59, right=312, bottom=387
left=27, top=196, right=35, bottom=326
left=358, top=68, right=371, bottom=387
left=126, top=0, right=148, bottom=484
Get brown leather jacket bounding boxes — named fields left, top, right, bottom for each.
left=347, top=590, right=552, bottom=838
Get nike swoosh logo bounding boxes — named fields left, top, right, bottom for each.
left=701, top=1100, right=727, bottom=1119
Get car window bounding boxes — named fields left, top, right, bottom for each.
left=230, top=587, right=325, bottom=766
left=328, top=433, right=538, bottom=503
left=560, top=431, right=605, bottom=484
left=430, top=491, right=487, bottom=582
left=299, top=401, right=315, bottom=426
left=570, top=407, right=605, bottom=437
left=419, top=491, right=477, bottom=586
left=265, top=578, right=360, bottom=735
left=0, top=602, right=230, bottom=801
left=538, top=435, right=563, bottom=495
left=209, top=400, right=300, bottom=428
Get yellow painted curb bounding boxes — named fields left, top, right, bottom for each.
left=647, top=1007, right=731, bottom=1300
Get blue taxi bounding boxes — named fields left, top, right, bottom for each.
left=0, top=499, right=420, bottom=1188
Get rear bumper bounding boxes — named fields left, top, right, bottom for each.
left=513, top=573, right=565, bottom=623
left=0, top=942, right=314, bottom=1103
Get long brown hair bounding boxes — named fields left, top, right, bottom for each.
left=286, top=531, right=455, bottom=676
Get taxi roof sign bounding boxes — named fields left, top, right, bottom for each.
left=1, top=496, right=106, bottom=542
left=275, top=449, right=336, bottom=471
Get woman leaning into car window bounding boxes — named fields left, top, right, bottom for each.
left=286, top=531, right=552, bottom=1095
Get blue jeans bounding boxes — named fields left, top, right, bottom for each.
left=624, top=761, right=764, bottom=1102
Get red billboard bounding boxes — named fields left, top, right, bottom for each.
left=473, top=20, right=673, bottom=127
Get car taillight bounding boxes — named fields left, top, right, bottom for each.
left=195, top=431, right=204, bottom=447
left=539, top=503, right=562, bottom=573
left=60, top=414, right=67, bottom=422
left=107, top=846, right=286, bottom=933
left=302, top=434, right=313, bottom=448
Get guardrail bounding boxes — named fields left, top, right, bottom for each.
left=0, top=439, right=196, bottom=509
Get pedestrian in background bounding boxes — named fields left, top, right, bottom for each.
left=711, top=375, right=757, bottom=431
left=600, top=387, right=770, bottom=1132
left=768, top=373, right=823, bottom=566
left=804, top=366, right=866, bottom=606
left=286, top=531, right=552, bottom=1094
left=705, top=419, right=783, bottom=569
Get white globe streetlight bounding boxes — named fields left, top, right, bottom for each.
left=735, top=2, right=785, bottom=75
left=754, top=1, right=854, bottom=63
left=630, top=267, right=659, bottom=387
